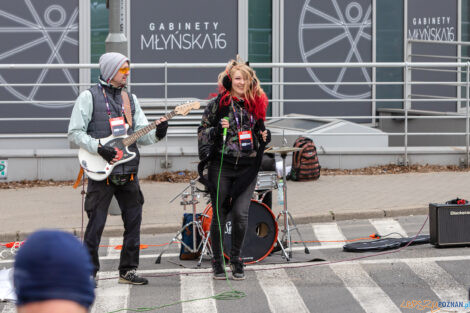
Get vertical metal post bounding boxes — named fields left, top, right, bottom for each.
left=458, top=0, right=462, bottom=111
left=105, top=0, right=127, bottom=215
left=78, top=1, right=90, bottom=93
left=371, top=0, right=376, bottom=125
left=404, top=63, right=409, bottom=166
left=190, top=180, right=197, bottom=252
left=466, top=62, right=469, bottom=167
left=164, top=62, right=168, bottom=167
left=403, top=38, right=412, bottom=166
left=105, top=0, right=128, bottom=55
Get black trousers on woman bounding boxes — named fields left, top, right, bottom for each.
left=208, top=161, right=257, bottom=261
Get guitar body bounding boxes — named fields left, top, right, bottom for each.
left=78, top=132, right=136, bottom=181
left=76, top=100, right=200, bottom=181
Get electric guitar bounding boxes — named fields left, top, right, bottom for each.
left=78, top=101, right=200, bottom=181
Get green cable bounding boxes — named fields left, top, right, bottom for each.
left=108, top=138, right=246, bottom=313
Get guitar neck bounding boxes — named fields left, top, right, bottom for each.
left=122, top=110, right=176, bottom=146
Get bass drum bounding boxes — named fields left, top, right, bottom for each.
left=201, top=200, right=278, bottom=264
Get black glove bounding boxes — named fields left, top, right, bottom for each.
left=264, top=129, right=271, bottom=144
left=97, top=145, right=116, bottom=163
left=215, top=121, right=224, bottom=135
left=156, top=120, right=168, bottom=140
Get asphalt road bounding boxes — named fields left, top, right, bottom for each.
left=3, top=215, right=470, bottom=313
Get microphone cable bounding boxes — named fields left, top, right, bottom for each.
left=212, top=126, right=247, bottom=298
left=105, top=123, right=246, bottom=313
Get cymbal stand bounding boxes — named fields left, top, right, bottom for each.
left=155, top=180, right=210, bottom=265
left=277, top=152, right=310, bottom=259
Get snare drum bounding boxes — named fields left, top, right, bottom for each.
left=255, top=171, right=278, bottom=191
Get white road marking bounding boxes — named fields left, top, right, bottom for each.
left=91, top=238, right=129, bottom=313
left=256, top=268, right=310, bottom=313
left=106, top=237, right=122, bottom=257
left=181, top=273, right=217, bottom=313
left=0, top=243, right=353, bottom=265
left=0, top=303, right=15, bottom=313
left=330, top=263, right=401, bottom=313
left=405, top=259, right=467, bottom=303
left=312, top=223, right=346, bottom=248
left=369, top=218, right=408, bottom=238
left=108, top=254, right=470, bottom=276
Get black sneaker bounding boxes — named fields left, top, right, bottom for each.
left=211, top=259, right=226, bottom=280
left=230, top=258, right=245, bottom=280
left=118, top=269, right=148, bottom=285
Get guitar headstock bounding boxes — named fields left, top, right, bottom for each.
left=174, top=101, right=200, bottom=116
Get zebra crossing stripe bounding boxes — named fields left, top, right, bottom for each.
left=312, top=223, right=345, bottom=248
left=369, top=218, right=408, bottom=238
left=404, top=260, right=467, bottom=303
left=256, top=268, right=310, bottom=313
left=330, top=263, right=402, bottom=313
left=92, top=271, right=130, bottom=313
left=0, top=218, right=419, bottom=266
left=106, top=237, right=122, bottom=257
left=91, top=238, right=129, bottom=313
left=0, top=303, right=15, bottom=313
left=181, top=274, right=217, bottom=313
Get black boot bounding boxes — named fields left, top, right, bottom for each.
left=230, top=257, right=245, bottom=280
left=211, top=258, right=226, bottom=280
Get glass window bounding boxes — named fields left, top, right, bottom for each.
left=249, top=0, right=272, bottom=116
left=376, top=0, right=404, bottom=110
left=90, top=1, right=108, bottom=83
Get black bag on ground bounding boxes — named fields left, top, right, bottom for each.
left=290, top=137, right=321, bottom=181
left=343, top=235, right=430, bottom=252
left=179, top=213, right=202, bottom=260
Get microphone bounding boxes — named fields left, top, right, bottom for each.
left=222, top=117, right=229, bottom=142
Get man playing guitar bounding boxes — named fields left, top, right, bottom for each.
left=68, top=52, right=168, bottom=286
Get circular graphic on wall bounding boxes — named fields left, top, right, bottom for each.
left=0, top=1, right=79, bottom=108
left=298, top=0, right=372, bottom=99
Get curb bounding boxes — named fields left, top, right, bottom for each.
left=0, top=206, right=428, bottom=244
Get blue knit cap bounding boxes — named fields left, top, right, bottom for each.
left=13, top=230, right=95, bottom=309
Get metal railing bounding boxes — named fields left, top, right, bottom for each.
left=1, top=58, right=470, bottom=166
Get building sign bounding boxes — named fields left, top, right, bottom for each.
left=0, top=1, right=79, bottom=134
left=407, top=0, right=457, bottom=112
left=284, top=0, right=372, bottom=118
left=0, top=160, right=7, bottom=179
left=129, top=0, right=238, bottom=99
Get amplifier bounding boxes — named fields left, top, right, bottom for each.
left=429, top=203, right=470, bottom=246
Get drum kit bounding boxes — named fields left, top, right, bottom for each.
left=155, top=146, right=310, bottom=266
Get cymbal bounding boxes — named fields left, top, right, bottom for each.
left=265, top=146, right=303, bottom=154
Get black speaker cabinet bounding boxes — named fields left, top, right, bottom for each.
left=429, top=203, right=470, bottom=246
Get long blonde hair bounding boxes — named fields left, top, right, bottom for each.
left=217, top=56, right=268, bottom=120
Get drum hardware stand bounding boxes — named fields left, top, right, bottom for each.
left=252, top=189, right=290, bottom=261
left=155, top=179, right=211, bottom=266
left=267, top=145, right=310, bottom=260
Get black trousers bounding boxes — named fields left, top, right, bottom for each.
left=84, top=178, right=144, bottom=275
left=208, top=161, right=257, bottom=261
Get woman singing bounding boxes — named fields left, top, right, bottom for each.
left=198, top=57, right=271, bottom=280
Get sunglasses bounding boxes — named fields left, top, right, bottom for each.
left=118, top=67, right=130, bottom=74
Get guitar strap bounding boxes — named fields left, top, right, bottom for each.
left=72, top=167, right=84, bottom=189
left=121, top=91, right=133, bottom=127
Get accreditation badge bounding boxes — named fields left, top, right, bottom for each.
left=109, top=116, right=126, bottom=136
left=238, top=130, right=253, bottom=151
